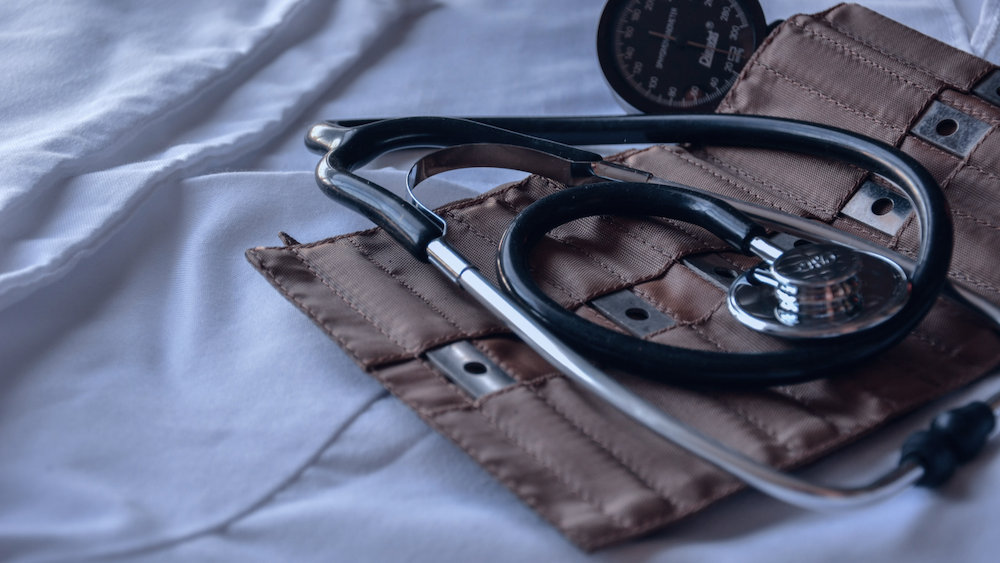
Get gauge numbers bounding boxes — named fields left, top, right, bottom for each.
left=597, top=0, right=767, bottom=113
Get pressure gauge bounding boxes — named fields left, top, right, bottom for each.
left=597, top=0, right=769, bottom=114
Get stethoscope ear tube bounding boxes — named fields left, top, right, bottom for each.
left=311, top=117, right=603, bottom=168
left=316, top=155, right=443, bottom=260
left=311, top=116, right=609, bottom=260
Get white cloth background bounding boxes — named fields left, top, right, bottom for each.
left=1, top=1, right=998, bottom=561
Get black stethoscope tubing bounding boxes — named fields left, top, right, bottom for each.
left=312, top=114, right=952, bottom=385
left=486, top=115, right=952, bottom=385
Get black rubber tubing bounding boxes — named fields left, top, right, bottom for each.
left=490, top=118, right=952, bottom=386
left=315, top=115, right=952, bottom=385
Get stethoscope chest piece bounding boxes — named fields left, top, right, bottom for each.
left=728, top=243, right=910, bottom=338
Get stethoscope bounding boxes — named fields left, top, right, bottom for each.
left=305, top=114, right=1000, bottom=510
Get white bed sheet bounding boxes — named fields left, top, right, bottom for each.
left=2, top=0, right=999, bottom=561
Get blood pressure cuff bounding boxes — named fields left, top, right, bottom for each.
left=247, top=3, right=1000, bottom=551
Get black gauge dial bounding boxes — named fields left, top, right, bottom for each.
left=597, top=0, right=768, bottom=114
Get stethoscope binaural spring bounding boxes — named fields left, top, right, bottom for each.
left=305, top=114, right=999, bottom=511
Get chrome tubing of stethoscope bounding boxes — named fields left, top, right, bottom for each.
left=425, top=236, right=930, bottom=509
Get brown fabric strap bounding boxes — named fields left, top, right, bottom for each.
left=248, top=3, right=1000, bottom=551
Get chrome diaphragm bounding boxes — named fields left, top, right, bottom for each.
left=728, top=243, right=909, bottom=339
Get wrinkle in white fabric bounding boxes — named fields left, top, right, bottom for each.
left=970, top=0, right=1000, bottom=59
left=0, top=0, right=428, bottom=312
left=3, top=1, right=1000, bottom=562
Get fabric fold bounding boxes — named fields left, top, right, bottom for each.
left=0, top=0, right=431, bottom=312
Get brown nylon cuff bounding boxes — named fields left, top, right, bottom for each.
left=248, top=3, right=1000, bottom=550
